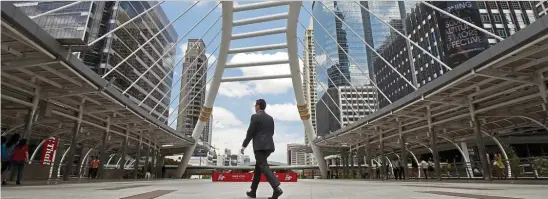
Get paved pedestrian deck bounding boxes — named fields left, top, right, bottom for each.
left=1, top=179, right=546, bottom=199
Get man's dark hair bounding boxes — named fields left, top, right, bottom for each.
left=256, top=99, right=267, bottom=110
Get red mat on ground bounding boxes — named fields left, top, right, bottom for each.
left=212, top=172, right=297, bottom=182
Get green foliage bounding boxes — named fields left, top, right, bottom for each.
left=533, top=158, right=548, bottom=176
left=201, top=175, right=211, bottom=179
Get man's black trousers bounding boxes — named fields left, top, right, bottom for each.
left=251, top=150, right=280, bottom=190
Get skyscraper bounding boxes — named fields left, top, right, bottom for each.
left=303, top=18, right=317, bottom=146
left=302, top=20, right=318, bottom=166
left=177, top=39, right=211, bottom=145
left=535, top=1, right=548, bottom=16
left=312, top=1, right=369, bottom=90
left=14, top=1, right=177, bottom=122
left=373, top=1, right=541, bottom=108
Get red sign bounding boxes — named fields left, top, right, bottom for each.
left=212, top=172, right=297, bottom=182
left=40, top=137, right=58, bottom=166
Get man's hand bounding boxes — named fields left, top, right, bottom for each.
left=240, top=147, right=246, bottom=154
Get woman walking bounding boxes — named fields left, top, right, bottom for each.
left=2, top=134, right=21, bottom=185
left=10, top=139, right=29, bottom=185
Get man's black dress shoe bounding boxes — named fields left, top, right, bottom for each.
left=268, top=187, right=283, bottom=199
left=246, top=191, right=256, bottom=198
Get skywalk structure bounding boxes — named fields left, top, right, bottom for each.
left=1, top=1, right=548, bottom=181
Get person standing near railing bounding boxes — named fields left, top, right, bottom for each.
left=10, top=139, right=29, bottom=185
left=494, top=153, right=506, bottom=180
left=420, top=159, right=428, bottom=180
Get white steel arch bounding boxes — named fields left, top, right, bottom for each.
left=174, top=1, right=328, bottom=178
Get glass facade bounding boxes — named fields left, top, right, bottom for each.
left=15, top=1, right=178, bottom=122
left=312, top=1, right=368, bottom=92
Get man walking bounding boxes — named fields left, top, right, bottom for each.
left=241, top=99, right=283, bottom=199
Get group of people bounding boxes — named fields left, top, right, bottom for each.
left=1, top=134, right=29, bottom=185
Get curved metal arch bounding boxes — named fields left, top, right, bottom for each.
left=105, top=154, right=116, bottom=166
left=481, top=130, right=512, bottom=178
left=409, top=140, right=433, bottom=155
left=175, top=1, right=234, bottom=178
left=79, top=148, right=94, bottom=177
left=438, top=135, right=472, bottom=178
left=405, top=149, right=421, bottom=178
left=286, top=1, right=328, bottom=178
left=57, top=146, right=71, bottom=178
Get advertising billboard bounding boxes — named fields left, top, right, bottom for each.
left=434, top=1, right=489, bottom=68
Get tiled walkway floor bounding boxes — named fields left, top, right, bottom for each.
left=1, top=179, right=547, bottom=199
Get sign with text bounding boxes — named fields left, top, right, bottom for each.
left=212, top=172, right=297, bottom=182
left=40, top=137, right=58, bottom=166
left=434, top=1, right=489, bottom=68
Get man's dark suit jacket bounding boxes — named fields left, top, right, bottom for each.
left=242, top=110, right=275, bottom=152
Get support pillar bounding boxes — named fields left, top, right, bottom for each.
left=78, top=147, right=90, bottom=178
left=349, top=151, right=355, bottom=178
left=133, top=131, right=143, bottom=179
left=397, top=118, right=409, bottom=180
left=22, top=87, right=40, bottom=139
left=63, top=99, right=85, bottom=181
left=151, top=145, right=156, bottom=178
left=469, top=99, right=491, bottom=181
left=356, top=147, right=363, bottom=179
left=427, top=106, right=441, bottom=180
left=119, top=129, right=129, bottom=178
left=98, top=116, right=110, bottom=179
left=380, top=130, right=386, bottom=180
left=144, top=139, right=151, bottom=176
left=365, top=136, right=372, bottom=180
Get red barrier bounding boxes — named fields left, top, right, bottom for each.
left=40, top=137, right=59, bottom=166
left=212, top=172, right=297, bottom=182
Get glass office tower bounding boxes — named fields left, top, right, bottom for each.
left=312, top=1, right=368, bottom=90
left=15, top=1, right=177, bottom=121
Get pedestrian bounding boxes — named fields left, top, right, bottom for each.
left=393, top=158, right=400, bottom=180
left=10, top=139, right=29, bottom=185
left=2, top=134, right=20, bottom=185
left=242, top=99, right=283, bottom=199
left=420, top=159, right=428, bottom=179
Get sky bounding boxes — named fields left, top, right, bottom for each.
left=160, top=1, right=314, bottom=163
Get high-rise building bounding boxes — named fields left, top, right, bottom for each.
left=287, top=143, right=307, bottom=165
left=14, top=1, right=177, bottom=122
left=177, top=39, right=211, bottom=145
left=316, top=86, right=376, bottom=136
left=373, top=1, right=541, bottom=108
left=312, top=1, right=369, bottom=90
left=536, top=1, right=548, bottom=16
left=303, top=18, right=317, bottom=146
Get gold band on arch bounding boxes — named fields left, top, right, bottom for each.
left=297, top=104, right=310, bottom=120
left=199, top=107, right=213, bottom=122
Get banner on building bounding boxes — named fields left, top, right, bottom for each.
left=434, top=1, right=489, bottom=68
left=212, top=172, right=298, bottom=182
left=40, top=137, right=59, bottom=166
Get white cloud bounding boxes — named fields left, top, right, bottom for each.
left=218, top=52, right=303, bottom=98
left=211, top=106, right=304, bottom=163
left=250, top=102, right=301, bottom=122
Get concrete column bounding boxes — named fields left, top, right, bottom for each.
left=380, top=131, right=386, bottom=180
left=469, top=100, right=491, bottom=180
left=398, top=117, right=409, bottom=180
left=365, top=136, right=372, bottom=179
left=22, top=87, right=40, bottom=139
left=144, top=140, right=151, bottom=175
left=349, top=151, right=355, bottom=178
left=98, top=117, right=110, bottom=179
left=63, top=99, right=85, bottom=181
left=150, top=145, right=156, bottom=178
left=427, top=106, right=441, bottom=181
left=119, top=129, right=129, bottom=178
left=133, top=131, right=143, bottom=179
left=356, top=147, right=363, bottom=179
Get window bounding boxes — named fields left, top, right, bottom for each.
left=511, top=2, right=520, bottom=9
left=500, top=2, right=509, bottom=9
left=480, top=14, right=490, bottom=23
left=477, top=2, right=486, bottom=9
left=497, top=29, right=507, bottom=38
left=487, top=2, right=498, bottom=9
left=492, top=14, right=503, bottom=22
